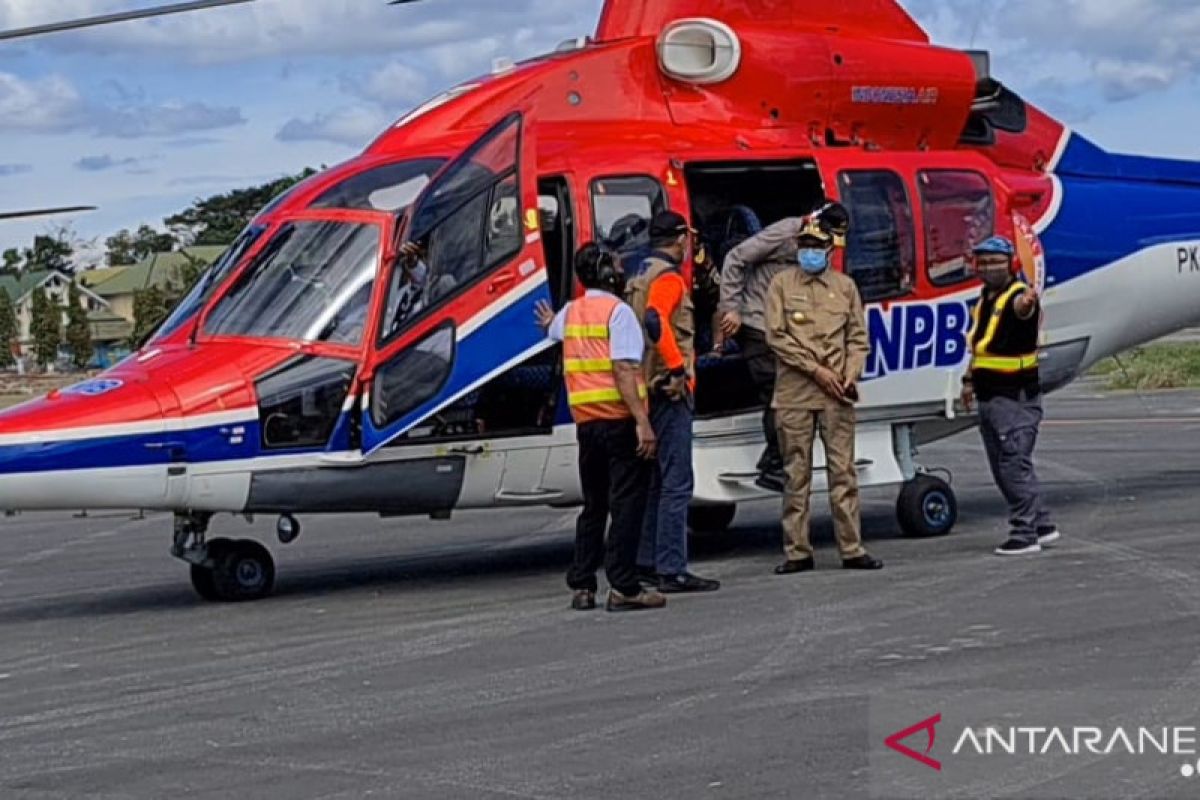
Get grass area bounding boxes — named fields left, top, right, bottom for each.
left=0, top=395, right=30, bottom=410
left=1088, top=343, right=1200, bottom=390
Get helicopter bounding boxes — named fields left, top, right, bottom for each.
left=3, top=0, right=1200, bottom=602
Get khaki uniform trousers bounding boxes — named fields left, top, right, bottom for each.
left=777, top=402, right=866, bottom=561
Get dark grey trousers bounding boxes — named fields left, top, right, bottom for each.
left=978, top=392, right=1053, bottom=543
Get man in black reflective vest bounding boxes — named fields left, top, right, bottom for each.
left=960, top=236, right=1060, bottom=556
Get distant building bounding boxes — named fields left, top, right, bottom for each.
left=81, top=245, right=225, bottom=324
left=0, top=270, right=115, bottom=368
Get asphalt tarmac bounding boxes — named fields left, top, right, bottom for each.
left=2, top=382, right=1200, bottom=799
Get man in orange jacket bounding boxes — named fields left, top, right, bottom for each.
left=628, top=212, right=721, bottom=593
left=536, top=243, right=667, bottom=613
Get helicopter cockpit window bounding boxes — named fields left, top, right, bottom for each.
left=837, top=170, right=916, bottom=302
left=257, top=356, right=357, bottom=451
left=920, top=170, right=995, bottom=287
left=309, top=158, right=445, bottom=212
left=591, top=176, right=666, bottom=277
left=151, top=224, right=266, bottom=342
left=205, top=220, right=380, bottom=345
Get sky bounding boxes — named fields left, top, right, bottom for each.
left=1, top=0, right=1198, bottom=264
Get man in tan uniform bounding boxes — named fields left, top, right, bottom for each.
left=765, top=216, right=883, bottom=574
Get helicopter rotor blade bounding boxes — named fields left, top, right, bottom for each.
left=0, top=0, right=255, bottom=42
left=0, top=206, right=97, bottom=222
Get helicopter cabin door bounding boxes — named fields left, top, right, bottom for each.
left=360, top=108, right=554, bottom=470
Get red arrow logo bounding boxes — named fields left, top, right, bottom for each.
left=885, top=713, right=942, bottom=771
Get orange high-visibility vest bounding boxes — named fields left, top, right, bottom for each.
left=562, top=294, right=647, bottom=424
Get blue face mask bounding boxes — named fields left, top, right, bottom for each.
left=797, top=248, right=828, bottom=274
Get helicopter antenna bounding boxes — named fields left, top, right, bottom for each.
left=0, top=0, right=255, bottom=42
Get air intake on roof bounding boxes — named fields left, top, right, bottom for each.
left=657, top=18, right=741, bottom=85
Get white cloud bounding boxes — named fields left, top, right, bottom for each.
left=899, top=0, right=1200, bottom=103
left=348, top=60, right=429, bottom=108
left=0, top=70, right=244, bottom=138
left=277, top=106, right=390, bottom=148
left=0, top=0, right=603, bottom=64
left=0, top=72, right=85, bottom=132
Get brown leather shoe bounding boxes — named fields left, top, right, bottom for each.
left=571, top=589, right=596, bottom=610
left=605, top=589, right=667, bottom=612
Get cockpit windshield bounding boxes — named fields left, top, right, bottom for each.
left=151, top=224, right=265, bottom=343
left=204, top=220, right=380, bottom=346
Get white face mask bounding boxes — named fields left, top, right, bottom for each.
left=408, top=260, right=428, bottom=286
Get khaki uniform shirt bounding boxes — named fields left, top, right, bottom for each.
left=765, top=267, right=869, bottom=410
left=720, top=217, right=807, bottom=333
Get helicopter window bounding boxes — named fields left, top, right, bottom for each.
left=256, top=356, right=356, bottom=451
left=309, top=158, right=445, bottom=212
left=205, top=220, right=381, bottom=345
left=837, top=170, right=917, bottom=302
left=484, top=174, right=522, bottom=268
left=151, top=224, right=266, bottom=342
left=371, top=324, right=456, bottom=429
left=920, top=170, right=995, bottom=287
left=410, top=113, right=520, bottom=242
left=591, top=176, right=666, bottom=276
left=379, top=115, right=522, bottom=345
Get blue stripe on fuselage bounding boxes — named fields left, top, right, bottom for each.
left=1042, top=134, right=1200, bottom=286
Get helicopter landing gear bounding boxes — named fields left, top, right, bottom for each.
left=172, top=512, right=276, bottom=602
left=896, top=473, right=958, bottom=538
left=891, top=423, right=957, bottom=538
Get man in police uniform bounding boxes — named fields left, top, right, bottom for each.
left=765, top=215, right=883, bottom=574
left=960, top=237, right=1060, bottom=556
left=536, top=243, right=667, bottom=611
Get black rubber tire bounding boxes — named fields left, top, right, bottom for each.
left=896, top=474, right=958, bottom=538
left=188, top=538, right=232, bottom=602
left=687, top=503, right=738, bottom=534
left=210, top=539, right=276, bottom=602
left=189, top=564, right=220, bottom=601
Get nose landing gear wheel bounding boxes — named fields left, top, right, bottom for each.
left=896, top=474, right=958, bottom=538
left=192, top=538, right=276, bottom=602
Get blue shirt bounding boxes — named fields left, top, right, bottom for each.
left=547, top=289, right=644, bottom=363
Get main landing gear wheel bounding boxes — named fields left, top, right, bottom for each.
left=687, top=503, right=737, bottom=534
left=189, top=539, right=231, bottom=602
left=896, top=474, right=958, bottom=538
left=192, top=538, right=276, bottom=602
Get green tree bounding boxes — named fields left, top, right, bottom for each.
left=106, top=225, right=177, bottom=266
left=24, top=233, right=74, bottom=274
left=0, top=288, right=16, bottom=369
left=1, top=249, right=21, bottom=275
left=165, top=167, right=318, bottom=246
left=30, top=288, right=61, bottom=369
left=65, top=282, right=92, bottom=370
left=130, top=286, right=169, bottom=348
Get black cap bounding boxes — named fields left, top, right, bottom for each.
left=649, top=210, right=689, bottom=241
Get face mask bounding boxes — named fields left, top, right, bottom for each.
left=980, top=267, right=1009, bottom=289
left=408, top=260, right=428, bottom=286
left=797, top=248, right=828, bottom=274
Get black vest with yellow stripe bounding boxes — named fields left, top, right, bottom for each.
left=968, top=281, right=1041, bottom=398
